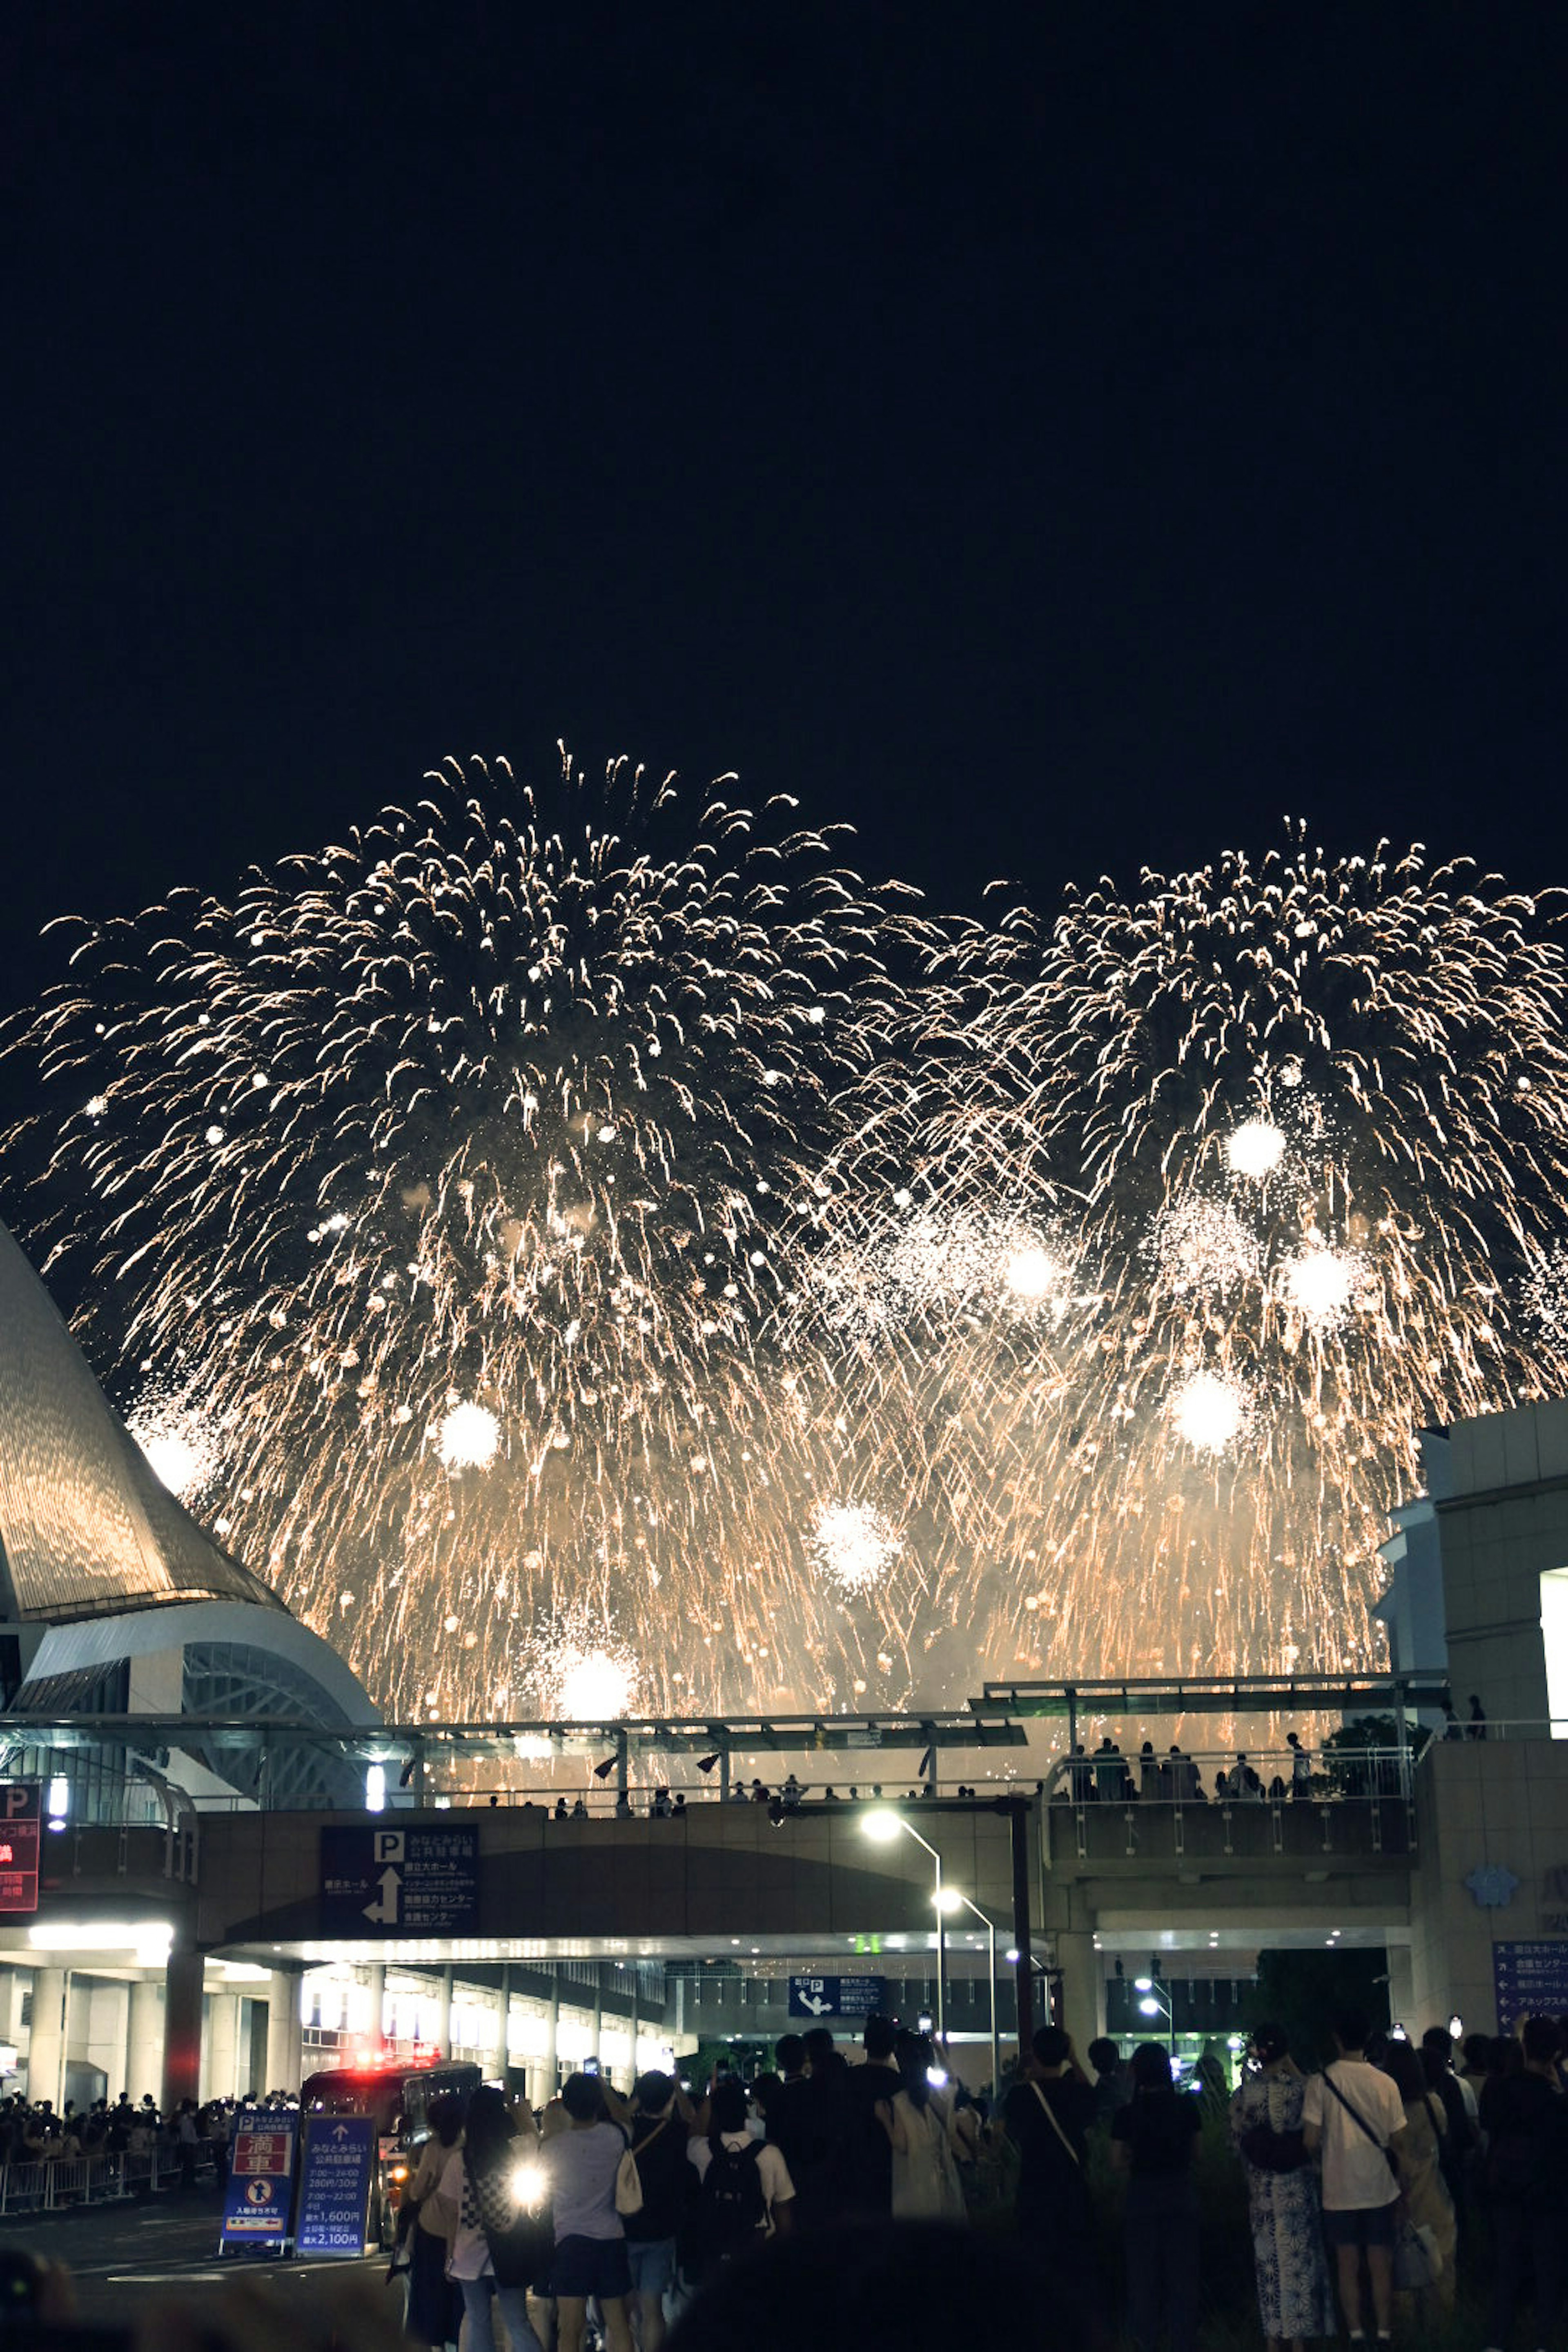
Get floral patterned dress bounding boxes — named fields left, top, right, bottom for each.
left=1230, top=2070, right=1337, bottom=2342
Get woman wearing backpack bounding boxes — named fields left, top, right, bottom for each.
left=874, top=2033, right=967, bottom=2223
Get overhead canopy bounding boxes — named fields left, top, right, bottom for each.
left=0, top=1219, right=284, bottom=1622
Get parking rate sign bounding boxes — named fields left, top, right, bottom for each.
left=296, top=2114, right=378, bottom=2257
left=0, top=1785, right=40, bottom=1914
left=320, top=1824, right=480, bottom=1935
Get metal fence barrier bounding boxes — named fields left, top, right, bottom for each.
left=0, top=2142, right=216, bottom=2214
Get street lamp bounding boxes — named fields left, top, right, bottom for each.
left=940, top=1885, right=1001, bottom=2109
left=863, top=1809, right=947, bottom=2041
left=1134, top=1974, right=1174, bottom=2054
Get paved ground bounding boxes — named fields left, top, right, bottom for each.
left=0, top=2183, right=403, bottom=2337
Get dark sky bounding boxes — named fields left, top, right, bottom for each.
left=4, top=5, right=1567, bottom=1015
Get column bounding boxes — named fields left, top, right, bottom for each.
left=1054, top=1931, right=1101, bottom=2065
left=265, top=1971, right=302, bottom=2095
left=628, top=1969, right=639, bottom=2082
left=1386, top=1945, right=1417, bottom=2034
left=27, top=1967, right=67, bottom=2110
left=591, top=1965, right=603, bottom=2069
left=500, top=1964, right=518, bottom=2093
left=127, top=1977, right=164, bottom=2105
left=366, top=1963, right=386, bottom=2053
left=163, top=1950, right=204, bottom=2113
left=205, top=1991, right=240, bottom=2104
left=440, top=1966, right=454, bottom=2059
left=543, top=1966, right=559, bottom=2102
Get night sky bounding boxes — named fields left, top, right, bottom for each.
left=5, top=7, right=1567, bottom=1018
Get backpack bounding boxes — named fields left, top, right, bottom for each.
left=695, top=2136, right=767, bottom=2272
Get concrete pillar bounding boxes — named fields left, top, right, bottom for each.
left=265, top=1971, right=302, bottom=2095
left=541, top=1967, right=559, bottom=2100
left=1054, top=1932, right=1102, bottom=2067
left=366, top=1964, right=386, bottom=2052
left=127, top=1977, right=164, bottom=2105
left=27, top=1967, right=67, bottom=2110
left=629, top=1970, right=639, bottom=2083
left=440, top=1966, right=454, bottom=2060
left=245, top=1997, right=268, bottom=2098
left=79, top=1980, right=129, bottom=2103
left=1386, top=1946, right=1417, bottom=2036
left=205, top=1991, right=240, bottom=2103
left=592, top=1965, right=604, bottom=2069
left=163, top=1950, right=204, bottom=2113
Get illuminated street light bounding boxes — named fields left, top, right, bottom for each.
left=862, top=1811, right=947, bottom=2040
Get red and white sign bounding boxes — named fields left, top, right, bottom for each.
left=0, top=1786, right=40, bottom=1915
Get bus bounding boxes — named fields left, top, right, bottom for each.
left=299, top=2054, right=484, bottom=2245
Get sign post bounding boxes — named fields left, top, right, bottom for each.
left=296, top=2114, right=379, bottom=2257
left=0, top=1786, right=41, bottom=1915
left=218, top=2109, right=299, bottom=2256
left=787, top=1974, right=888, bottom=2020
left=321, top=1826, right=480, bottom=1936
left=1492, top=1939, right=1568, bottom=2031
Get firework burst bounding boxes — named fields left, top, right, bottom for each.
left=9, top=799, right=1568, bottom=1716
left=843, top=829, right=1568, bottom=1685
left=3, top=753, right=931, bottom=1716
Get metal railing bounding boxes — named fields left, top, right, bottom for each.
left=1425, top=1717, right=1568, bottom=1743
left=1040, top=1745, right=1418, bottom=1866
left=20, top=1703, right=1554, bottom=1829
left=0, top=2141, right=217, bottom=2214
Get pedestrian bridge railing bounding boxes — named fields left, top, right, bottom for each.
left=1042, top=1744, right=1417, bottom=1866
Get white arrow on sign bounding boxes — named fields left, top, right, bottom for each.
left=363, top=1865, right=401, bottom=1925
left=332, top=2123, right=350, bottom=2142
left=796, top=1991, right=834, bottom=2016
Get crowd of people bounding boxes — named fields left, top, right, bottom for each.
left=387, top=2001, right=1568, bottom=2352
left=1021, top=2006, right=1568, bottom=2352
left=395, top=2017, right=987, bottom=2352
left=0, top=2085, right=298, bottom=2189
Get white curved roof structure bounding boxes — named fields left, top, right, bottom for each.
left=0, top=1219, right=283, bottom=1621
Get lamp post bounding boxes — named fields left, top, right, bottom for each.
left=1134, top=1974, right=1174, bottom=2056
left=941, top=1886, right=1000, bottom=2109
left=863, top=1809, right=946, bottom=2042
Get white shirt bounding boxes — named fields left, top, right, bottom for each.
left=1301, top=2060, right=1405, bottom=2211
left=439, top=2147, right=494, bottom=2281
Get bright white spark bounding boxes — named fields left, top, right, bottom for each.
left=127, top=1399, right=219, bottom=1498
left=1225, top=1119, right=1287, bottom=1179
left=521, top=1604, right=639, bottom=1720
left=559, top=1645, right=635, bottom=1718
left=1169, top=1369, right=1248, bottom=1457
left=437, top=1401, right=501, bottom=1470
left=1004, top=1245, right=1064, bottom=1301
left=1283, top=1245, right=1356, bottom=1325
left=808, top=1499, right=903, bottom=1597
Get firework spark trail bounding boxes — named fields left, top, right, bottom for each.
left=2, top=755, right=937, bottom=1717
left=823, top=830, right=1568, bottom=1688
left=8, top=795, right=1568, bottom=1718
